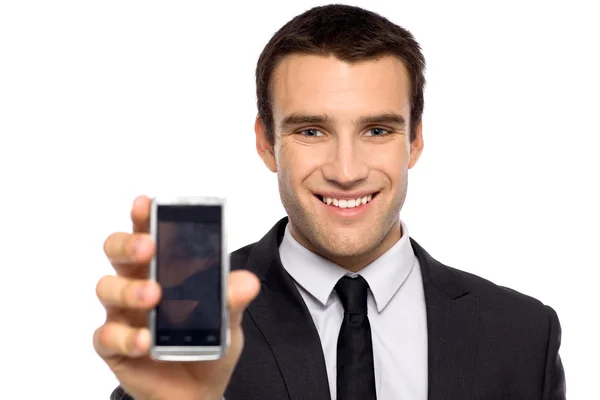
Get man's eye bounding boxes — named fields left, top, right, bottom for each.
left=365, top=127, right=390, bottom=137
left=299, top=128, right=323, bottom=137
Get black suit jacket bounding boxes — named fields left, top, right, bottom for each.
left=112, top=217, right=566, bottom=400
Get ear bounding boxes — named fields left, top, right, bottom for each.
left=408, top=120, right=424, bottom=169
left=255, top=115, right=277, bottom=172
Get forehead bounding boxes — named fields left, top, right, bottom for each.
left=270, top=54, right=411, bottom=121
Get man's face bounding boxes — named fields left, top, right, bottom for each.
left=256, top=54, right=423, bottom=269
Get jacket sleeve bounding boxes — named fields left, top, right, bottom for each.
left=542, top=306, right=566, bottom=400
left=110, top=385, right=226, bottom=400
left=110, top=386, right=133, bottom=400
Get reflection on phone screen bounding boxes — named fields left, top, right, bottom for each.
left=155, top=205, right=222, bottom=346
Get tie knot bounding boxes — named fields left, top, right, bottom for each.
left=335, top=275, right=369, bottom=314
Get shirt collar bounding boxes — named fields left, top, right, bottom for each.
left=279, top=220, right=417, bottom=312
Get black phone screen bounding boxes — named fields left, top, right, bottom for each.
left=154, top=204, right=222, bottom=347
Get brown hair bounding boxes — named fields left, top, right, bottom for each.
left=256, top=4, right=426, bottom=145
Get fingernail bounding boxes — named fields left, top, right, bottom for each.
left=131, top=332, right=145, bottom=356
left=131, top=347, right=144, bottom=356
left=137, top=284, right=146, bottom=302
left=131, top=330, right=149, bottom=356
left=130, top=239, right=140, bottom=258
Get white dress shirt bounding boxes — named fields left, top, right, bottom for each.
left=279, top=220, right=428, bottom=399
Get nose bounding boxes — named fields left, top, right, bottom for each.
left=321, top=135, right=369, bottom=186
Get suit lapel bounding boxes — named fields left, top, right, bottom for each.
left=411, top=239, right=480, bottom=400
left=244, top=218, right=331, bottom=400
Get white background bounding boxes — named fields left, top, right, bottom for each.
left=1, top=0, right=598, bottom=398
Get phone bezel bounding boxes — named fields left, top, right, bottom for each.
left=148, top=196, right=230, bottom=362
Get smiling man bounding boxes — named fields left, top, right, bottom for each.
left=258, top=52, right=418, bottom=273
left=96, top=5, right=566, bottom=400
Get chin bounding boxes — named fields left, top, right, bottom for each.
left=285, top=192, right=398, bottom=259
left=315, top=228, right=379, bottom=258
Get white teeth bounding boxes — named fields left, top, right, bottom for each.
left=321, top=194, right=375, bottom=208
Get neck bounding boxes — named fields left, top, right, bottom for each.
left=289, top=219, right=403, bottom=273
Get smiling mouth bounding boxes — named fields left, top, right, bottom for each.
left=317, top=192, right=379, bottom=209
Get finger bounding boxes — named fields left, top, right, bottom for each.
left=131, top=195, right=151, bottom=233
left=227, top=270, right=261, bottom=328
left=96, top=275, right=161, bottom=310
left=94, top=322, right=151, bottom=359
left=106, top=306, right=149, bottom=329
left=104, top=231, right=154, bottom=272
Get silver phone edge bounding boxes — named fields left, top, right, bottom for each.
left=148, top=196, right=230, bottom=362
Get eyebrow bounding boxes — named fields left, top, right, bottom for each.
left=279, top=112, right=406, bottom=131
left=356, top=112, right=406, bottom=127
left=279, top=114, right=331, bottom=131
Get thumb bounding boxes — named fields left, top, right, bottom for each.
left=228, top=270, right=261, bottom=328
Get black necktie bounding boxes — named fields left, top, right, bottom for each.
left=335, top=275, right=377, bottom=400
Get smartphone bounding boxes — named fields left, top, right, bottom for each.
left=148, top=196, right=229, bottom=361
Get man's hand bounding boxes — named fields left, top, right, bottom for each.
left=93, top=195, right=260, bottom=400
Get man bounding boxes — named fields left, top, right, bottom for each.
left=94, top=4, right=566, bottom=400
